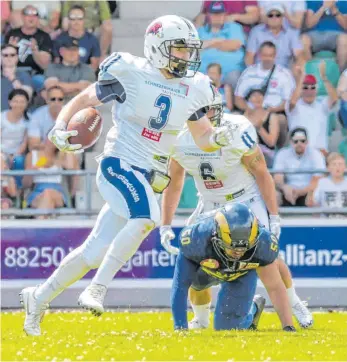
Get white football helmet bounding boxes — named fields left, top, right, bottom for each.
left=144, top=15, right=202, bottom=78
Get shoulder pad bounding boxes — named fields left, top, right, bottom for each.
left=189, top=72, right=215, bottom=111
left=98, top=52, right=135, bottom=84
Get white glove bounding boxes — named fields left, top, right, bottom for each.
left=48, top=126, right=83, bottom=154
left=210, top=123, right=238, bottom=148
left=269, top=214, right=281, bottom=239
left=160, top=225, right=179, bottom=255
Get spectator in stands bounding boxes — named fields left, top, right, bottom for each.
left=1, top=44, right=33, bottom=111
left=62, top=1, right=112, bottom=61
left=244, top=89, right=279, bottom=167
left=194, top=1, right=260, bottom=34
left=44, top=38, right=96, bottom=101
left=1, top=1, right=11, bottom=43
left=273, top=127, right=326, bottom=207
left=1, top=152, right=17, bottom=213
left=0, top=89, right=30, bottom=187
left=310, top=152, right=347, bottom=209
left=235, top=42, right=295, bottom=147
left=338, top=138, right=347, bottom=165
left=302, top=0, right=347, bottom=72
left=10, top=1, right=62, bottom=39
left=337, top=69, right=347, bottom=129
left=28, top=86, right=65, bottom=150
left=286, top=63, right=338, bottom=157
left=198, top=1, right=246, bottom=88
left=207, top=63, right=233, bottom=113
left=5, top=5, right=53, bottom=92
left=23, top=141, right=79, bottom=219
left=54, top=5, right=101, bottom=72
left=245, top=4, right=305, bottom=73
left=258, top=1, right=307, bottom=29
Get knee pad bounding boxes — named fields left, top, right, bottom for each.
left=127, top=218, right=156, bottom=238
left=80, top=235, right=110, bottom=269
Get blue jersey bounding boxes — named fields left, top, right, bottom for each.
left=179, top=215, right=279, bottom=283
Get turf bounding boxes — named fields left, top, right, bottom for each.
left=1, top=311, right=347, bottom=361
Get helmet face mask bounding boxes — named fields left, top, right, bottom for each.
left=206, top=86, right=224, bottom=127
left=144, top=15, right=202, bottom=78
left=212, top=205, right=260, bottom=265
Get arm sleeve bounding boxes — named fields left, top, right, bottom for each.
left=230, top=120, right=258, bottom=157
left=171, top=252, right=198, bottom=330
left=61, top=1, right=70, bottom=17
left=91, top=35, right=101, bottom=58
left=99, top=0, right=111, bottom=21
left=258, top=231, right=279, bottom=267
left=188, top=107, right=207, bottom=121
left=39, top=33, right=53, bottom=54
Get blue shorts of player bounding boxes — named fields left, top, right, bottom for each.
left=97, top=156, right=160, bottom=221
left=171, top=253, right=258, bottom=330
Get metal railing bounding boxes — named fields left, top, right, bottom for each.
left=1, top=169, right=347, bottom=218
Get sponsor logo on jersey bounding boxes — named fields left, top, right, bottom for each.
left=142, top=128, right=162, bottom=142
left=147, top=22, right=163, bottom=38
left=225, top=189, right=245, bottom=201
left=204, top=180, right=223, bottom=189
left=153, top=155, right=169, bottom=164
left=145, top=80, right=186, bottom=99
left=238, top=262, right=259, bottom=270
left=200, top=259, right=220, bottom=269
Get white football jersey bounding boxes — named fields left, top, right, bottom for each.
left=172, top=114, right=260, bottom=204
left=98, top=52, right=214, bottom=173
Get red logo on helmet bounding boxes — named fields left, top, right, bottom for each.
left=147, top=22, right=163, bottom=37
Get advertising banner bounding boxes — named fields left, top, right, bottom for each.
left=1, top=226, right=347, bottom=280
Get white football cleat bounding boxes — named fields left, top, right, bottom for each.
left=78, top=284, right=107, bottom=316
left=19, top=286, right=48, bottom=336
left=188, top=318, right=209, bottom=330
left=292, top=301, right=313, bottom=328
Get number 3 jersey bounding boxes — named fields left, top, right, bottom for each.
left=172, top=114, right=260, bottom=204
left=97, top=52, right=214, bottom=173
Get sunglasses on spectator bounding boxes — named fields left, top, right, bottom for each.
left=69, top=15, right=84, bottom=20
left=49, top=97, right=64, bottom=102
left=303, top=85, right=316, bottom=90
left=23, top=9, right=39, bottom=16
left=2, top=53, right=17, bottom=57
left=292, top=139, right=307, bottom=144
left=267, top=13, right=282, bottom=18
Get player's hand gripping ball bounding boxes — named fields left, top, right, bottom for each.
left=67, top=108, right=103, bottom=150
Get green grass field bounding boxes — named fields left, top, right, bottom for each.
left=1, top=310, right=347, bottom=361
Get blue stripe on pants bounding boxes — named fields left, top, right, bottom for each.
left=100, top=157, right=151, bottom=219
left=214, top=270, right=258, bottom=330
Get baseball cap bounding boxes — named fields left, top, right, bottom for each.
left=208, top=1, right=226, bottom=14
left=266, top=4, right=285, bottom=14
left=61, top=37, right=79, bottom=49
left=303, top=74, right=317, bottom=85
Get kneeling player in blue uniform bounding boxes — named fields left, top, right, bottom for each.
left=171, top=203, right=296, bottom=331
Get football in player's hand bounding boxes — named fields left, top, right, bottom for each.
left=67, top=108, right=103, bottom=150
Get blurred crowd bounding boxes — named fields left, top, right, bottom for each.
left=1, top=0, right=347, bottom=218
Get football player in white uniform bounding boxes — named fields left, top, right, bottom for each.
left=160, top=92, right=313, bottom=329
left=20, top=16, right=237, bottom=336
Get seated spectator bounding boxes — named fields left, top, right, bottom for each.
left=62, top=1, right=112, bottom=61
left=273, top=127, right=326, bottom=207
left=337, top=69, right=347, bottom=128
left=338, top=138, right=347, bottom=164
left=28, top=86, right=65, bottom=150
left=245, top=4, right=305, bottom=73
left=54, top=5, right=101, bottom=72
left=45, top=38, right=96, bottom=101
left=302, top=0, right=347, bottom=72
left=0, top=89, right=30, bottom=188
left=235, top=42, right=295, bottom=147
left=310, top=152, right=347, bottom=209
left=23, top=141, right=80, bottom=219
left=198, top=1, right=246, bottom=88
left=10, top=1, right=62, bottom=39
left=258, top=1, right=307, bottom=29
left=207, top=63, right=233, bottom=113
left=194, top=1, right=260, bottom=34
left=1, top=0, right=11, bottom=43
left=1, top=44, right=33, bottom=110
left=287, top=63, right=338, bottom=157
left=1, top=152, right=17, bottom=213
left=5, top=5, right=53, bottom=92
left=244, top=89, right=279, bottom=167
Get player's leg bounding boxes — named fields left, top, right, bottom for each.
left=247, top=197, right=313, bottom=327
left=20, top=203, right=126, bottom=336
left=78, top=157, right=160, bottom=315
left=188, top=287, right=212, bottom=329
left=214, top=271, right=265, bottom=330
